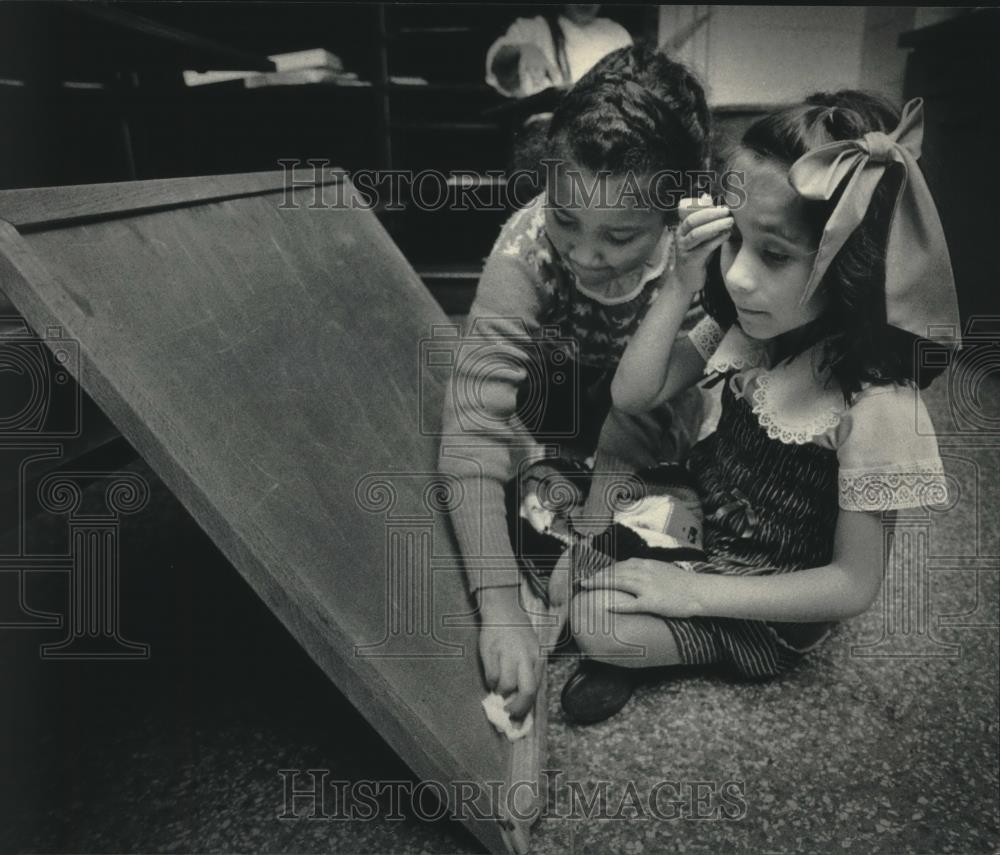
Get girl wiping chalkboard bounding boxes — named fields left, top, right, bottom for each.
left=438, top=44, right=711, bottom=721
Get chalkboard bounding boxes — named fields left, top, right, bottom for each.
left=0, top=169, right=545, bottom=854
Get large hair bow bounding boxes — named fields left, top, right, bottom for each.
left=788, top=98, right=961, bottom=344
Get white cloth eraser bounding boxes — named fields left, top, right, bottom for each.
left=481, top=692, right=533, bottom=741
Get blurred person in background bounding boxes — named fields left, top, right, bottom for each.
left=486, top=5, right=633, bottom=177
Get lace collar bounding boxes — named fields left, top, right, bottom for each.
left=568, top=227, right=672, bottom=306
left=706, top=325, right=846, bottom=446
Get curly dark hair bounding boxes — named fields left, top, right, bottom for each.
left=702, top=89, right=948, bottom=397
left=545, top=43, right=710, bottom=183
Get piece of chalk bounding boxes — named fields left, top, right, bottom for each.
left=481, top=692, right=533, bottom=741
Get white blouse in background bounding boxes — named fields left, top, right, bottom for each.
left=485, top=14, right=633, bottom=97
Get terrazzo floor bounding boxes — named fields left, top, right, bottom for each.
left=0, top=373, right=997, bottom=854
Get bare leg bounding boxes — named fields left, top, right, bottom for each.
left=569, top=589, right=685, bottom=668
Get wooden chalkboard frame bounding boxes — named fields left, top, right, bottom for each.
left=0, top=169, right=548, bottom=854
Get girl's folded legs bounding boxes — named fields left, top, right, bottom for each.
left=569, top=587, right=686, bottom=668
left=561, top=587, right=692, bottom=724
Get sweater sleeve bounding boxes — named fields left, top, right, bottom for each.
left=438, top=213, right=554, bottom=593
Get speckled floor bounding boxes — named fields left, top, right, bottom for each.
left=1, top=373, right=997, bottom=855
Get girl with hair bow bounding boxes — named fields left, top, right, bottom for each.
left=550, top=91, right=961, bottom=723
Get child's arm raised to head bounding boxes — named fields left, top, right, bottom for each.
left=611, top=198, right=733, bottom=413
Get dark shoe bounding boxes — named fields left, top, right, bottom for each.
left=560, top=659, right=634, bottom=724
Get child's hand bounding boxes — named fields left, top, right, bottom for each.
left=478, top=590, right=542, bottom=720
left=672, top=195, right=734, bottom=296
left=580, top=558, right=699, bottom=619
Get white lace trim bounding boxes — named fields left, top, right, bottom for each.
left=750, top=372, right=843, bottom=446
left=838, top=459, right=949, bottom=512
left=574, top=273, right=649, bottom=305
left=704, top=326, right=768, bottom=375
left=688, top=315, right=724, bottom=362
left=573, top=228, right=673, bottom=306
left=702, top=327, right=848, bottom=446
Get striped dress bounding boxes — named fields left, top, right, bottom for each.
left=509, top=316, right=949, bottom=679
left=664, top=378, right=840, bottom=677
left=508, top=380, right=839, bottom=679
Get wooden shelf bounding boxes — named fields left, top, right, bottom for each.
left=370, top=174, right=508, bottom=202
left=0, top=2, right=274, bottom=83
left=382, top=82, right=495, bottom=94
left=390, top=121, right=498, bottom=132
left=418, top=263, right=482, bottom=315
left=369, top=3, right=525, bottom=313
left=388, top=25, right=478, bottom=37
left=417, top=263, right=482, bottom=278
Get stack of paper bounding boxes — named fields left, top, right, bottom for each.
left=269, top=48, right=342, bottom=73
left=183, top=48, right=361, bottom=88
